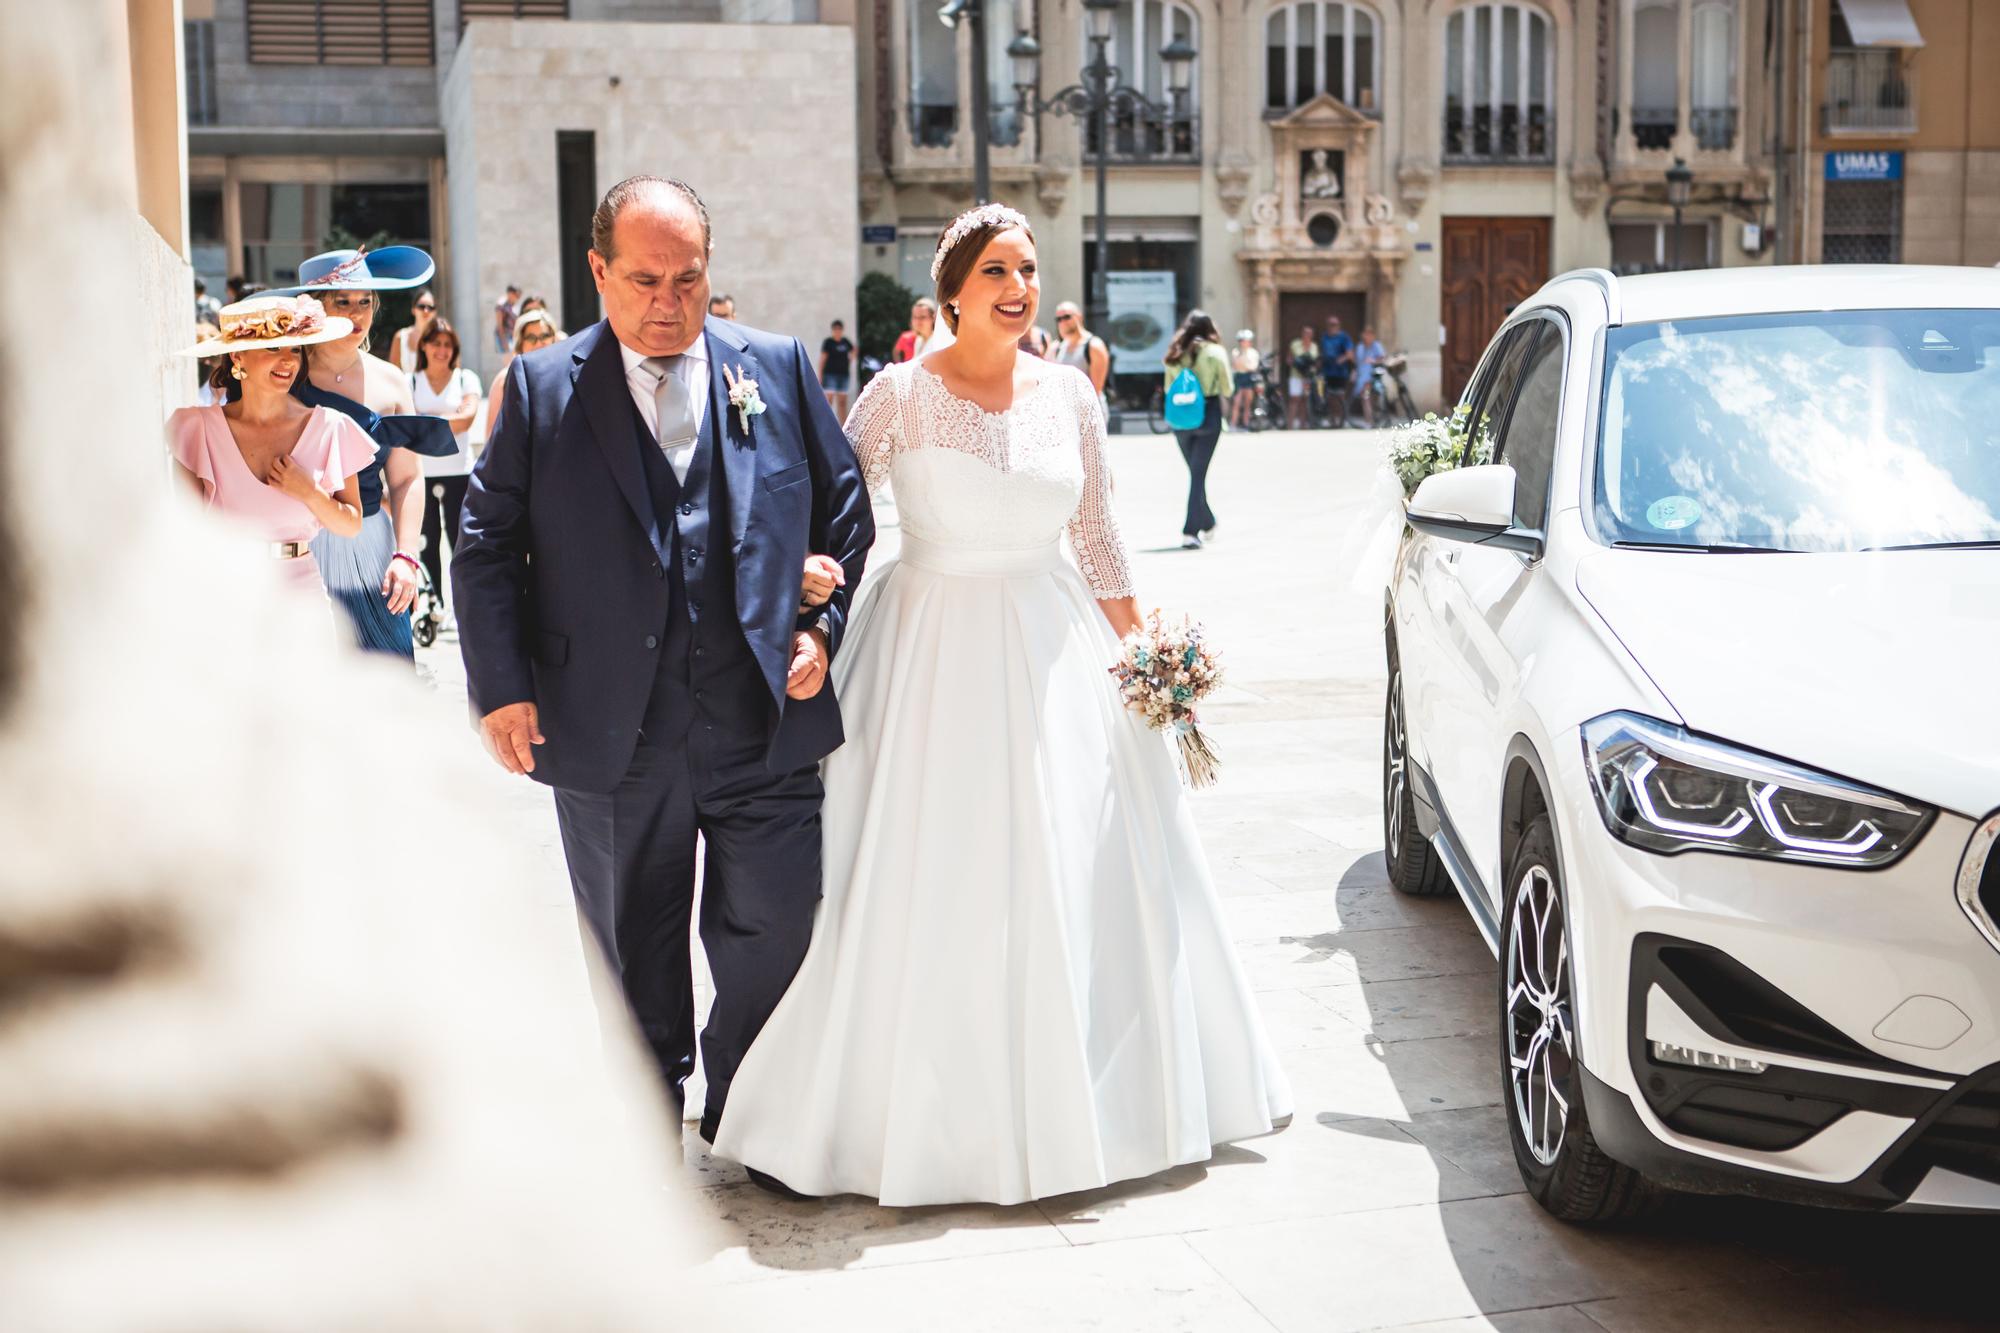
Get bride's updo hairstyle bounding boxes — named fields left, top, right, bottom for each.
left=931, top=203, right=1036, bottom=334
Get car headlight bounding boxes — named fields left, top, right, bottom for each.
left=1582, top=712, right=1932, bottom=868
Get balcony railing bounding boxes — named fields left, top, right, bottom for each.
left=1443, top=101, right=1553, bottom=165
left=1085, top=108, right=1199, bottom=164
left=908, top=102, right=958, bottom=149
left=1823, top=48, right=1915, bottom=134
left=1631, top=107, right=1677, bottom=151
left=1690, top=106, right=1737, bottom=151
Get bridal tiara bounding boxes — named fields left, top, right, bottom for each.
left=930, top=204, right=1032, bottom=285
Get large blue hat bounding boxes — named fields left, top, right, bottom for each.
left=270, top=245, right=434, bottom=295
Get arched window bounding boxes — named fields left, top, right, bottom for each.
left=1443, top=1, right=1554, bottom=163
left=1263, top=2, right=1381, bottom=114
left=908, top=0, right=958, bottom=147
left=1086, top=0, right=1201, bottom=161
left=1689, top=0, right=1736, bottom=149
left=1629, top=0, right=1678, bottom=149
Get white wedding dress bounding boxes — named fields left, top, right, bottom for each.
left=713, top=360, right=1291, bottom=1206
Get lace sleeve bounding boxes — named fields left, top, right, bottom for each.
left=842, top=367, right=901, bottom=493
left=1064, top=370, right=1135, bottom=598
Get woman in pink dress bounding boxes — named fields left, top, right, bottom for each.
left=168, top=295, right=378, bottom=594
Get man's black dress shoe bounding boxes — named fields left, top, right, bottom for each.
left=744, top=1166, right=818, bottom=1202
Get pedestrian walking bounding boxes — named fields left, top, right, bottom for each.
left=819, top=318, right=855, bottom=419
left=167, top=295, right=376, bottom=599
left=269, top=246, right=457, bottom=659
left=708, top=292, right=736, bottom=321
left=1286, top=323, right=1319, bottom=429
left=484, top=308, right=559, bottom=439
left=1047, top=300, right=1110, bottom=421
left=1230, top=329, right=1264, bottom=430
left=493, top=284, right=520, bottom=355
left=1163, top=309, right=1233, bottom=549
left=386, top=287, right=438, bottom=374
left=410, top=319, right=484, bottom=605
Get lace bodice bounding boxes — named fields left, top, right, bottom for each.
left=844, top=362, right=1134, bottom=598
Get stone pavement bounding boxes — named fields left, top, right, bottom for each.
left=422, top=427, right=1997, bottom=1331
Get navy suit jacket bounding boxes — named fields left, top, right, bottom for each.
left=452, top=317, right=875, bottom=793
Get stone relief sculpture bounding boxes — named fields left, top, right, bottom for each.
left=1302, top=148, right=1342, bottom=200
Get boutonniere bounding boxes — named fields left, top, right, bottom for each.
left=723, top=364, right=766, bottom=436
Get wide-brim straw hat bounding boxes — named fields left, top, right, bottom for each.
left=179, top=295, right=353, bottom=356
left=266, top=245, right=435, bottom=296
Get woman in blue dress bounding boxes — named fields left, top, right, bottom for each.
left=270, top=247, right=454, bottom=657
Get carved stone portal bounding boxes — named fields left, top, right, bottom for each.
left=1238, top=94, right=1410, bottom=353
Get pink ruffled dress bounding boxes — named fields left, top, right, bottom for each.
left=166, top=404, right=378, bottom=593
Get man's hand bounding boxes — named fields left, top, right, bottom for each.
left=382, top=555, right=421, bottom=615
left=480, top=701, right=544, bottom=775
left=799, top=553, right=845, bottom=611
left=785, top=628, right=831, bottom=700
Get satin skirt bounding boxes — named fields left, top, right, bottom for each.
left=311, top=506, right=412, bottom=658
left=714, top=534, right=1291, bottom=1205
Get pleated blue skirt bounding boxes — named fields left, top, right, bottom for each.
left=311, top=506, right=413, bottom=658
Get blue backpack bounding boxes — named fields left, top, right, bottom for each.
left=1164, top=366, right=1205, bottom=431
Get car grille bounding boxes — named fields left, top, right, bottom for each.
left=1956, top=813, right=2000, bottom=956
left=1881, top=1065, right=2000, bottom=1194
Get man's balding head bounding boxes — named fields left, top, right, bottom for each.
left=587, top=176, right=713, bottom=357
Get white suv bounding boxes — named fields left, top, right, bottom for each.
left=1383, top=265, right=2000, bottom=1221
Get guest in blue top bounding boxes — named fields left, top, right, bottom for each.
left=269, top=247, right=455, bottom=658
left=1318, top=315, right=1355, bottom=426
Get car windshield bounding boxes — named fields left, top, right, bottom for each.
left=1594, top=308, right=2000, bottom=552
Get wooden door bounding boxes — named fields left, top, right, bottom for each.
left=1439, top=216, right=1550, bottom=403
left=1277, top=291, right=1369, bottom=352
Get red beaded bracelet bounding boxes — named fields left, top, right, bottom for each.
left=390, top=551, right=421, bottom=572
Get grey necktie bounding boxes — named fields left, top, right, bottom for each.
left=643, top=355, right=699, bottom=455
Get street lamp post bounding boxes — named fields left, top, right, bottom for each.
left=1009, top=2, right=1194, bottom=430
left=1665, top=157, right=1694, bottom=271
left=939, top=0, right=993, bottom=204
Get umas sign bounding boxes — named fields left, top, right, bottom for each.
left=1826, top=151, right=1903, bottom=181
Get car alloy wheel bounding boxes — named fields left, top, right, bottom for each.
left=1382, top=653, right=1444, bottom=896
left=1499, top=814, right=1655, bottom=1223
left=1506, top=863, right=1574, bottom=1166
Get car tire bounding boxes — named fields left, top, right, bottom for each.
left=1383, top=657, right=1446, bottom=897
left=1500, top=814, right=1656, bottom=1224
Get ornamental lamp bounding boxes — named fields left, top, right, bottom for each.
left=1665, top=157, right=1694, bottom=209
left=1162, top=35, right=1197, bottom=98
left=937, top=0, right=973, bottom=29
left=1008, top=29, right=1042, bottom=96
left=1083, top=0, right=1119, bottom=45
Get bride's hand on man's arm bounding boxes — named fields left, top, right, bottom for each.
left=799, top=553, right=845, bottom=611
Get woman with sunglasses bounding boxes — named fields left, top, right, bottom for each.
left=483, top=308, right=559, bottom=440
left=1046, top=300, right=1109, bottom=422
left=270, top=247, right=456, bottom=659
left=386, top=288, right=438, bottom=375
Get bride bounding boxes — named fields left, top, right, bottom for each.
left=714, top=204, right=1290, bottom=1205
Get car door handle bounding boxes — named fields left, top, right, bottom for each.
left=1441, top=547, right=1461, bottom=566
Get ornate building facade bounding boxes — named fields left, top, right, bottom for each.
left=860, top=0, right=1795, bottom=406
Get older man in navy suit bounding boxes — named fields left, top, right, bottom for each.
left=453, top=177, right=874, bottom=1178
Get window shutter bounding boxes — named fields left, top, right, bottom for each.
left=459, top=0, right=569, bottom=31
left=246, top=1, right=436, bottom=66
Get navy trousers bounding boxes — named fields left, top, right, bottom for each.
left=552, top=728, right=824, bottom=1137
left=1174, top=396, right=1223, bottom=537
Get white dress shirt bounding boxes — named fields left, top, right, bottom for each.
left=620, top=335, right=710, bottom=484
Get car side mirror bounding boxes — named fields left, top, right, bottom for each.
left=1406, top=464, right=1543, bottom=557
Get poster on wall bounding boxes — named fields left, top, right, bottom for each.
left=1105, top=271, right=1178, bottom=374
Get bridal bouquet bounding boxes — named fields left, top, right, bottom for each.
left=1386, top=404, right=1495, bottom=498
left=1110, top=612, right=1224, bottom=789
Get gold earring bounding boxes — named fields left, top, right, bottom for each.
left=230, top=362, right=246, bottom=380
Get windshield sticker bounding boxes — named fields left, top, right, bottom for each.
left=1645, top=496, right=1703, bottom=531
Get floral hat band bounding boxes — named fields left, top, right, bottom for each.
left=931, top=204, right=1031, bottom=285
left=178, top=294, right=353, bottom=357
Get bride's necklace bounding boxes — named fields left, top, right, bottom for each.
left=322, top=350, right=365, bottom=386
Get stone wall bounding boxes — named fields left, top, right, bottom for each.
left=1902, top=149, right=2000, bottom=266
left=441, top=19, right=858, bottom=377
left=206, top=0, right=442, bottom=131
left=135, top=213, right=197, bottom=432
